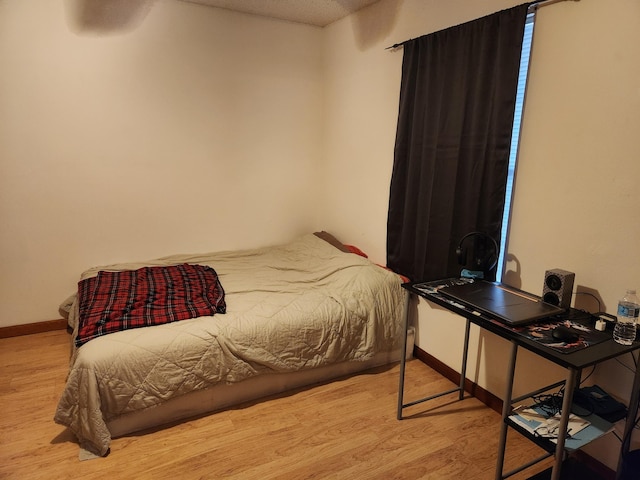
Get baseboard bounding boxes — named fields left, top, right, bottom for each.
left=0, top=319, right=67, bottom=339
left=413, top=345, right=502, bottom=413
left=412, top=345, right=615, bottom=480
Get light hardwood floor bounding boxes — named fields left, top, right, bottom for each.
left=0, top=330, right=556, bottom=480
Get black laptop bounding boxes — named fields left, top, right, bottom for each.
left=438, top=280, right=565, bottom=325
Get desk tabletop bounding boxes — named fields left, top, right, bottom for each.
left=403, top=280, right=640, bottom=370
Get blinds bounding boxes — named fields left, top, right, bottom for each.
left=497, top=12, right=536, bottom=281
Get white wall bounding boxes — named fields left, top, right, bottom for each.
left=0, top=0, right=323, bottom=326
left=322, top=0, right=640, bottom=470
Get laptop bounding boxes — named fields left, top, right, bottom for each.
left=438, top=280, right=565, bottom=325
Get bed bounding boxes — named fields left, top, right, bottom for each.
left=54, top=232, right=408, bottom=457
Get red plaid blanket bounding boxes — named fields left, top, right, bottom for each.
left=75, top=264, right=226, bottom=347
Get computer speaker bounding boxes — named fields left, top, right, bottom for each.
left=542, top=269, right=575, bottom=309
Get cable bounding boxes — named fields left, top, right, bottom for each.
left=573, top=291, right=602, bottom=312
left=532, top=387, right=565, bottom=417
left=616, top=411, right=640, bottom=450
left=580, top=365, right=596, bottom=386
left=616, top=357, right=637, bottom=374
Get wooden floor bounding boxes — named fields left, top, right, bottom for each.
left=0, top=330, right=556, bottom=480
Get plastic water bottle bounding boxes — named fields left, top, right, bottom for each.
left=613, top=289, right=640, bottom=345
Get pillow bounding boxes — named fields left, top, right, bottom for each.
left=313, top=231, right=350, bottom=253
left=314, top=232, right=409, bottom=282
left=343, top=244, right=368, bottom=258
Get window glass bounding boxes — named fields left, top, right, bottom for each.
left=497, top=12, right=536, bottom=282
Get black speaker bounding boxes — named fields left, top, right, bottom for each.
left=542, top=269, right=575, bottom=309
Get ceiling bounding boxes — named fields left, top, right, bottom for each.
left=179, top=0, right=382, bottom=27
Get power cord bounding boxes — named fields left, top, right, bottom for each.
left=573, top=291, right=602, bottom=312
left=532, top=388, right=565, bottom=417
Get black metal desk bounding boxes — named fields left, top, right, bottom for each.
left=397, top=280, right=640, bottom=480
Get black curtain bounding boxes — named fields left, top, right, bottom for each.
left=386, top=4, right=529, bottom=282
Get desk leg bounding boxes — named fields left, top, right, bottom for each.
left=616, top=352, right=640, bottom=479
left=397, top=292, right=411, bottom=420
left=459, top=318, right=471, bottom=400
left=495, top=340, right=518, bottom=480
left=549, top=367, right=578, bottom=480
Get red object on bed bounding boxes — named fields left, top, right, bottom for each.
left=345, top=244, right=410, bottom=283
left=75, top=264, right=226, bottom=347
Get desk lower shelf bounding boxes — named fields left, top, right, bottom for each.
left=507, top=405, right=614, bottom=454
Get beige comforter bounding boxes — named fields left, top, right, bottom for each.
left=54, top=234, right=406, bottom=456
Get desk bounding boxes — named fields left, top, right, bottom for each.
left=397, top=280, right=640, bottom=480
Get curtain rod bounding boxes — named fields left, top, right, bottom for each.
left=385, top=0, right=580, bottom=50
left=530, top=0, right=579, bottom=10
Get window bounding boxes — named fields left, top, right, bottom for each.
left=386, top=4, right=531, bottom=282
left=496, top=12, right=536, bottom=282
